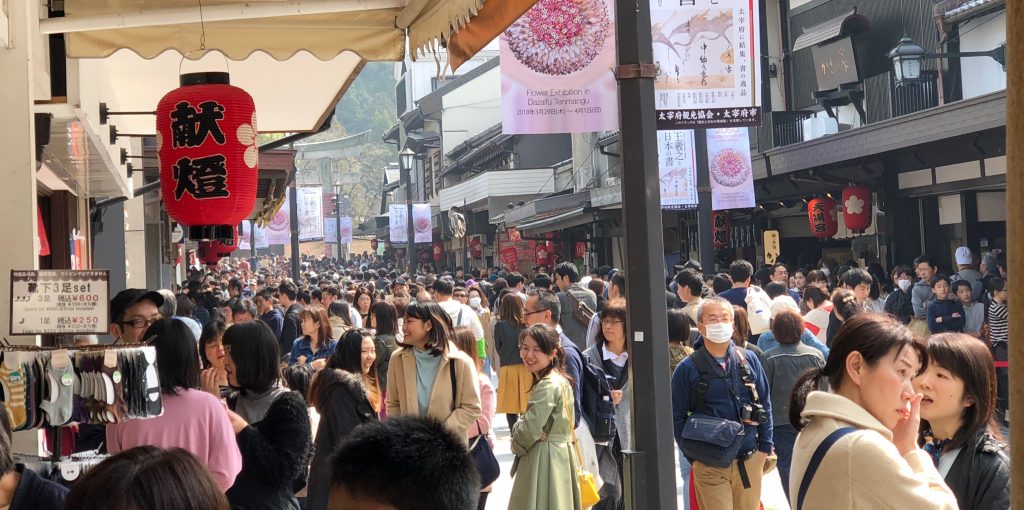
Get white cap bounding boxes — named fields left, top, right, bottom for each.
left=769, top=296, right=800, bottom=318
left=955, top=246, right=973, bottom=265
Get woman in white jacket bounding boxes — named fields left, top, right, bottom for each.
left=787, top=313, right=958, bottom=510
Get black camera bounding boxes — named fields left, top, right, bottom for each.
left=741, top=403, right=769, bottom=425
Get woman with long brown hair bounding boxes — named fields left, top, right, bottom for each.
left=289, top=305, right=336, bottom=370
left=494, top=293, right=530, bottom=429
left=914, top=333, right=1009, bottom=509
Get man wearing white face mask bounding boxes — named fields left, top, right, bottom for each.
left=671, top=297, right=774, bottom=509
left=884, top=265, right=916, bottom=325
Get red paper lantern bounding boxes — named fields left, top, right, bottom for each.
left=575, top=242, right=586, bottom=259
left=433, top=242, right=444, bottom=261
left=157, top=72, right=258, bottom=242
left=370, top=239, right=379, bottom=251
left=536, top=243, right=551, bottom=266
left=198, top=226, right=239, bottom=265
left=807, top=198, right=838, bottom=239
left=712, top=211, right=731, bottom=249
left=470, top=237, right=483, bottom=258
left=842, top=186, right=872, bottom=232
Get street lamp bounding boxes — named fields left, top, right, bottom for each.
left=888, top=36, right=1006, bottom=88
left=399, top=148, right=416, bottom=275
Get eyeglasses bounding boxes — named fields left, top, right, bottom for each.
left=120, top=318, right=158, bottom=329
left=601, top=319, right=624, bottom=326
left=524, top=309, right=545, bottom=317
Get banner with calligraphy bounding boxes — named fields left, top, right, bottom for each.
left=412, top=203, right=433, bottom=243
left=266, top=197, right=291, bottom=245
left=651, top=0, right=762, bottom=129
left=707, top=127, right=756, bottom=210
left=297, top=186, right=324, bottom=242
left=499, top=0, right=619, bottom=134
left=389, top=204, right=408, bottom=244
left=657, top=130, right=698, bottom=209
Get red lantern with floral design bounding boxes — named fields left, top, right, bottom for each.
left=842, top=186, right=872, bottom=232
left=712, top=211, right=731, bottom=249
left=433, top=242, right=444, bottom=261
left=157, top=72, right=258, bottom=242
left=808, top=197, right=838, bottom=238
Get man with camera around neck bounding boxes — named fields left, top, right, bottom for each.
left=671, top=297, right=775, bottom=509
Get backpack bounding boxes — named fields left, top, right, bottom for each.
left=566, top=290, right=596, bottom=326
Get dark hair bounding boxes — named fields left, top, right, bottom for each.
left=369, top=301, right=399, bottom=336
left=466, top=284, right=490, bottom=309
left=298, top=305, right=333, bottom=350
left=282, top=363, right=313, bottom=403
left=329, top=301, right=354, bottom=327
left=529, top=289, right=561, bottom=324
left=728, top=260, right=754, bottom=284
left=228, top=278, right=243, bottom=292
left=712, top=273, right=734, bottom=294
left=400, top=302, right=452, bottom=356
left=328, top=329, right=374, bottom=375
left=353, top=287, right=375, bottom=312
left=230, top=299, right=258, bottom=319
left=764, top=281, right=788, bottom=299
left=506, top=272, right=526, bottom=289
left=553, top=262, right=581, bottom=283
left=892, top=264, right=914, bottom=280
left=674, top=269, right=703, bottom=298
left=64, top=446, right=229, bottom=510
left=175, top=294, right=195, bottom=318
left=841, top=268, right=873, bottom=289
left=951, top=279, right=973, bottom=296
left=913, top=255, right=936, bottom=270
left=451, top=326, right=479, bottom=366
left=519, top=324, right=570, bottom=388
left=802, top=287, right=828, bottom=309
left=831, top=289, right=863, bottom=321
left=587, top=278, right=605, bottom=297
left=198, top=318, right=228, bottom=368
left=534, top=273, right=553, bottom=290
left=666, top=309, right=691, bottom=344
left=498, top=293, right=526, bottom=327
left=596, top=299, right=627, bottom=347
left=920, top=333, right=1002, bottom=449
left=222, top=321, right=281, bottom=394
left=610, top=272, right=626, bottom=295
left=931, top=275, right=951, bottom=289
left=772, top=309, right=805, bottom=345
left=329, top=416, right=479, bottom=510
left=732, top=306, right=751, bottom=344
left=146, top=319, right=201, bottom=393
left=0, top=406, right=14, bottom=475
left=432, top=277, right=455, bottom=296
left=790, top=314, right=928, bottom=431
left=279, top=281, right=298, bottom=301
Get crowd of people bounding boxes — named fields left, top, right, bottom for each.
left=4, top=247, right=1010, bottom=510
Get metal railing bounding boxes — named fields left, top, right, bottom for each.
left=752, top=110, right=816, bottom=152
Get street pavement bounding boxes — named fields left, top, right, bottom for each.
left=483, top=418, right=791, bottom=510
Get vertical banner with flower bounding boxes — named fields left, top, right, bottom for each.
left=707, top=127, right=755, bottom=210
left=239, top=222, right=252, bottom=251
left=266, top=197, right=291, bottom=245
left=412, top=203, right=433, bottom=243
left=389, top=204, right=408, bottom=243
left=339, top=217, right=353, bottom=245
left=500, top=0, right=619, bottom=134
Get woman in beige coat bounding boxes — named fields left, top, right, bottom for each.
left=385, top=301, right=481, bottom=441
left=788, top=314, right=958, bottom=510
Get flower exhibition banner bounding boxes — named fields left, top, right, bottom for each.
left=265, top=197, right=291, bottom=245
left=339, top=217, right=353, bottom=245
left=707, top=127, right=755, bottom=210
left=412, top=203, right=433, bottom=243
left=389, top=204, right=408, bottom=244
left=500, top=0, right=619, bottom=134
left=651, top=0, right=762, bottom=128
left=657, top=130, right=698, bottom=209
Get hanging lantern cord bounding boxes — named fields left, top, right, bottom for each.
left=198, top=0, right=207, bottom=51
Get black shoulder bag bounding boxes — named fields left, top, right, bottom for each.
left=450, top=361, right=499, bottom=488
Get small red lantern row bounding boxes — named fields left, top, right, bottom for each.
left=712, top=211, right=731, bottom=249
left=157, top=72, right=258, bottom=242
left=808, top=197, right=838, bottom=239
left=842, top=185, right=872, bottom=232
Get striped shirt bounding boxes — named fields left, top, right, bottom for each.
left=987, top=302, right=1008, bottom=343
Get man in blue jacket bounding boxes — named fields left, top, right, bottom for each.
left=672, top=297, right=774, bottom=510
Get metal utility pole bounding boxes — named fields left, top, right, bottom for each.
left=289, top=178, right=301, bottom=280
left=249, top=220, right=256, bottom=258
left=334, top=184, right=343, bottom=261
left=400, top=148, right=416, bottom=275
left=615, top=1, right=677, bottom=508
left=695, top=131, right=715, bottom=270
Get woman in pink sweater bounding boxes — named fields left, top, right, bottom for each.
left=106, top=319, right=242, bottom=492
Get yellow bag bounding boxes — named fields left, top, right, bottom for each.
left=564, top=385, right=601, bottom=509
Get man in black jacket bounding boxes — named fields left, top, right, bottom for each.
left=278, top=280, right=303, bottom=361
left=884, top=265, right=915, bottom=324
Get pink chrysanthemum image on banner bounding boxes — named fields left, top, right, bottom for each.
left=504, top=0, right=610, bottom=76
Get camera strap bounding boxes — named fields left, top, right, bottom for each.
left=732, top=348, right=762, bottom=406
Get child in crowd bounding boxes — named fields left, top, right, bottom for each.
left=927, top=276, right=965, bottom=334
left=953, top=280, right=984, bottom=337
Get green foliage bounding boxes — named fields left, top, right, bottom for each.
left=335, top=62, right=397, bottom=137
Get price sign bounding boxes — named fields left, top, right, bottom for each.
left=10, top=270, right=109, bottom=335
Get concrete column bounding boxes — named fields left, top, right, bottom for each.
left=1006, top=1, right=1022, bottom=507
left=0, top=0, right=42, bottom=456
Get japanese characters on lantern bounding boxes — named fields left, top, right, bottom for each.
left=808, top=197, right=838, bottom=239
left=712, top=210, right=731, bottom=249
left=157, top=72, right=258, bottom=242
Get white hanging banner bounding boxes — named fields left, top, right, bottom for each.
left=389, top=204, right=408, bottom=243
left=297, top=186, right=325, bottom=242
left=412, top=203, right=433, bottom=243
left=707, top=127, right=756, bottom=210
left=339, top=217, right=353, bottom=245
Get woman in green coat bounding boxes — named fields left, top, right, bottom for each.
left=508, top=324, right=583, bottom=510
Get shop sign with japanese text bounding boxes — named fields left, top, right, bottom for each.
left=651, top=0, right=762, bottom=128
left=657, top=129, right=698, bottom=210
left=10, top=270, right=109, bottom=335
